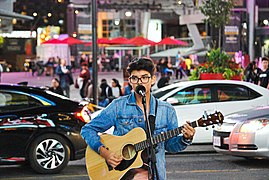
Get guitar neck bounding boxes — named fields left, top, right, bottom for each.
left=134, top=121, right=198, bottom=152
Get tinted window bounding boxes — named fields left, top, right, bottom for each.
left=167, top=87, right=212, bottom=105
left=0, top=91, right=43, bottom=113
left=216, top=85, right=252, bottom=102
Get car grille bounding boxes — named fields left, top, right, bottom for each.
left=237, top=144, right=258, bottom=150
left=213, top=131, right=230, bottom=150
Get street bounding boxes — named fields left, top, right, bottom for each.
left=0, top=152, right=268, bottom=180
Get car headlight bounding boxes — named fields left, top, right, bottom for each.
left=239, top=118, right=269, bottom=133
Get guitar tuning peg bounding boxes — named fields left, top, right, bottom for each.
left=203, top=111, right=208, bottom=120
left=209, top=121, right=213, bottom=124
left=203, top=123, right=207, bottom=126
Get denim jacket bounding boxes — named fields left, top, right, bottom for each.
left=81, top=92, right=191, bottom=180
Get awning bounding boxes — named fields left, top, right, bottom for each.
left=0, top=9, right=33, bottom=20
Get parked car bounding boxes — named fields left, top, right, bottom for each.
left=213, top=106, right=269, bottom=159
left=152, top=80, right=269, bottom=143
left=0, top=84, right=90, bottom=173
left=89, top=80, right=269, bottom=143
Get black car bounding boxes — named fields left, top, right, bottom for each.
left=0, top=84, right=89, bottom=174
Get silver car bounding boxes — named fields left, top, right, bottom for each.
left=213, top=106, right=269, bottom=159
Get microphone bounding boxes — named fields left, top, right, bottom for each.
left=135, top=85, right=146, bottom=97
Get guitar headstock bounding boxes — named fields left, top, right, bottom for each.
left=196, top=111, right=224, bottom=127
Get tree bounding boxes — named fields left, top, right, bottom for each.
left=200, top=0, right=234, bottom=49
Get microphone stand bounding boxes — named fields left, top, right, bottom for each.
left=141, top=95, right=159, bottom=180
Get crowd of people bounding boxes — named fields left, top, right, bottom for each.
left=244, top=56, right=269, bottom=89
left=23, top=51, right=268, bottom=106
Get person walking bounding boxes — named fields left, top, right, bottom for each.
left=78, top=62, right=91, bottom=98
left=81, top=57, right=195, bottom=179
left=258, top=57, right=269, bottom=89
left=55, top=59, right=73, bottom=98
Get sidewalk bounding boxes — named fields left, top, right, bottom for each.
left=1, top=70, right=125, bottom=101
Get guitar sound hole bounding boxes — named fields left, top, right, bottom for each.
left=122, top=144, right=136, bottom=160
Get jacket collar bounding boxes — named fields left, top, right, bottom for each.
left=127, top=92, right=157, bottom=116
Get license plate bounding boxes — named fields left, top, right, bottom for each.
left=213, top=136, right=221, bottom=146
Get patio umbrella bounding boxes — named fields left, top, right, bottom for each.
left=98, top=37, right=111, bottom=44
left=157, top=37, right=189, bottom=46
left=60, top=37, right=85, bottom=45
left=84, top=38, right=112, bottom=46
left=127, top=36, right=156, bottom=46
left=109, top=37, right=129, bottom=45
left=42, top=38, right=64, bottom=44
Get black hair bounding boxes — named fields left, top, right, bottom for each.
left=262, top=57, right=269, bottom=62
left=126, top=57, right=156, bottom=76
left=52, top=78, right=60, bottom=83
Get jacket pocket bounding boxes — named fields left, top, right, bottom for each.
left=117, top=117, right=136, bottom=135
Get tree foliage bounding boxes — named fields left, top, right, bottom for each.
left=200, top=0, right=234, bottom=28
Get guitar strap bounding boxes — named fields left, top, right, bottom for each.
left=149, top=98, right=158, bottom=134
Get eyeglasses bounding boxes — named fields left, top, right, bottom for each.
left=129, top=75, right=151, bottom=84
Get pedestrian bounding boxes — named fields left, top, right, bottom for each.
left=49, top=78, right=64, bottom=95
left=111, top=78, right=123, bottom=99
left=0, top=63, right=3, bottom=83
left=99, top=79, right=112, bottom=107
left=81, top=57, right=195, bottom=179
left=157, top=74, right=170, bottom=88
left=78, top=62, right=91, bottom=98
left=175, top=51, right=187, bottom=78
left=244, top=61, right=261, bottom=84
left=55, top=59, right=73, bottom=98
left=258, top=57, right=269, bottom=89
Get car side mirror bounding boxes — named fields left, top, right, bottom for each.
left=166, top=97, right=179, bottom=105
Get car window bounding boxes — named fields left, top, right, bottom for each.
left=216, top=85, right=250, bottom=102
left=152, top=87, right=177, bottom=99
left=0, top=91, right=43, bottom=113
left=167, top=87, right=212, bottom=105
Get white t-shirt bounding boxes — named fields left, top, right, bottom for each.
left=111, top=87, right=120, bottom=98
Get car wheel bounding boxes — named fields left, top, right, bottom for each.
left=28, top=133, right=70, bottom=174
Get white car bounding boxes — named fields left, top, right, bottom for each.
left=152, top=80, right=269, bottom=143
left=90, top=80, right=269, bottom=143
left=213, top=106, right=269, bottom=159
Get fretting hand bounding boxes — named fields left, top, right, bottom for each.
left=181, top=122, right=196, bottom=140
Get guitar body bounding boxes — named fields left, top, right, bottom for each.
left=85, top=111, right=224, bottom=179
left=86, top=127, right=147, bottom=180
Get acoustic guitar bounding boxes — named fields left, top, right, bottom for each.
left=85, top=111, right=224, bottom=179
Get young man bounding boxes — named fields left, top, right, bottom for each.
left=258, top=57, right=269, bottom=89
left=81, top=57, right=195, bottom=179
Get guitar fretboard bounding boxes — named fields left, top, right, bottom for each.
left=134, top=121, right=197, bottom=152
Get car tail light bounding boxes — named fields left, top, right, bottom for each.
left=75, top=106, right=91, bottom=123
